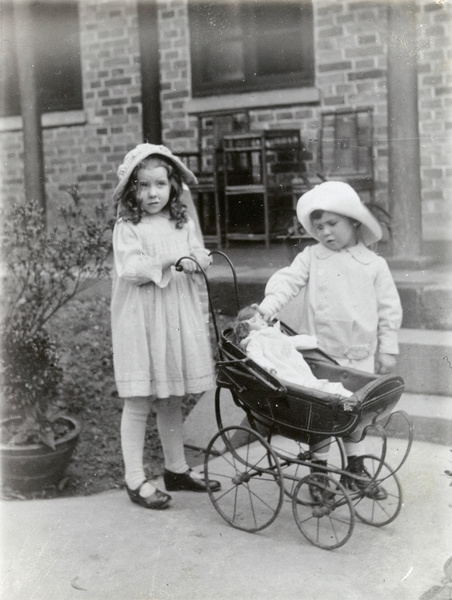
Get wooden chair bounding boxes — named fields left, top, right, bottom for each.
left=222, top=129, right=304, bottom=248
left=196, top=110, right=251, bottom=245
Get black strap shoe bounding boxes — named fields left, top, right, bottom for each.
left=126, top=481, right=172, bottom=509
left=163, top=468, right=221, bottom=492
left=340, top=457, right=388, bottom=501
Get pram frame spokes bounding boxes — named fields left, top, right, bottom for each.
left=179, top=251, right=413, bottom=550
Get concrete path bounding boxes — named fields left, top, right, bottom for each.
left=2, top=244, right=450, bottom=600
left=1, top=437, right=451, bottom=600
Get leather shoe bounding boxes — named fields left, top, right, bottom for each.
left=126, top=481, right=172, bottom=509
left=163, top=468, right=221, bottom=492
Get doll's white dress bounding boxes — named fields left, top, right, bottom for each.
left=111, top=213, right=214, bottom=398
left=241, top=324, right=352, bottom=397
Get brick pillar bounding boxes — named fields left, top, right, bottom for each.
left=138, top=0, right=162, bottom=144
left=387, top=1, right=432, bottom=266
left=13, top=1, right=46, bottom=215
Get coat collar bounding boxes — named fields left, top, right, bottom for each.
left=313, top=242, right=378, bottom=265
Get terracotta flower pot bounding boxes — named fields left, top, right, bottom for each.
left=0, top=416, right=81, bottom=492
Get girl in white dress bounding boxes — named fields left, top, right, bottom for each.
left=112, top=143, right=220, bottom=509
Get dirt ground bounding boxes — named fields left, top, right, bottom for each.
left=1, top=296, right=233, bottom=501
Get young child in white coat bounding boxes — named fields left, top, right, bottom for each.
left=111, top=143, right=220, bottom=509
left=257, top=181, right=403, bottom=498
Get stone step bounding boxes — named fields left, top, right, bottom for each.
left=207, top=274, right=452, bottom=331
left=397, top=329, right=452, bottom=395
left=396, top=282, right=452, bottom=330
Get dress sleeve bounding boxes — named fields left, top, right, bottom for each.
left=374, top=258, right=403, bottom=355
left=186, top=218, right=204, bottom=253
left=291, top=334, right=318, bottom=350
left=259, top=247, right=312, bottom=317
left=182, top=186, right=204, bottom=246
left=112, top=221, right=165, bottom=286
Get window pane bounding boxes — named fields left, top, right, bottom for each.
left=190, top=1, right=245, bottom=87
left=255, top=31, right=304, bottom=76
left=33, top=1, right=83, bottom=113
left=253, top=1, right=313, bottom=77
left=0, top=3, right=20, bottom=117
left=203, top=40, right=245, bottom=83
left=189, top=0, right=314, bottom=96
left=0, top=0, right=82, bottom=117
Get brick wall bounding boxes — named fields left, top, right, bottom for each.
left=1, top=0, right=450, bottom=238
left=0, top=0, right=143, bottom=224
left=158, top=0, right=452, bottom=240
left=159, top=0, right=197, bottom=150
left=416, top=1, right=452, bottom=239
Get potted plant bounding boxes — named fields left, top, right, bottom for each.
left=0, top=189, right=111, bottom=492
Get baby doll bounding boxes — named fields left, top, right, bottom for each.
left=233, top=306, right=353, bottom=399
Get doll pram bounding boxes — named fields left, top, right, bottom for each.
left=176, top=251, right=413, bottom=550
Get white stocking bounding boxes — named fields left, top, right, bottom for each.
left=154, top=396, right=189, bottom=474
left=310, top=437, right=331, bottom=461
left=343, top=439, right=367, bottom=460
left=121, top=397, right=155, bottom=494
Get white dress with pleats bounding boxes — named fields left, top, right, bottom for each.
left=111, top=213, right=214, bottom=399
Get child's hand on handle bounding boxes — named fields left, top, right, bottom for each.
left=177, top=257, right=198, bottom=273
left=190, top=248, right=212, bottom=271
left=251, top=303, right=274, bottom=322
left=376, top=353, right=397, bottom=374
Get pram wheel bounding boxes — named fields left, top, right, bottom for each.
left=345, top=455, right=402, bottom=527
left=292, top=474, right=354, bottom=550
left=204, top=425, right=284, bottom=533
left=266, top=434, right=346, bottom=501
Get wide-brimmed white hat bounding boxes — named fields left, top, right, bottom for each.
left=113, top=143, right=197, bottom=202
left=296, top=181, right=382, bottom=246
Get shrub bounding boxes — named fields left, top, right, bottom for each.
left=0, top=195, right=112, bottom=448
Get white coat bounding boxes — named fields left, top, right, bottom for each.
left=259, top=243, right=402, bottom=364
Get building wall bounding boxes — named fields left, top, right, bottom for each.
left=416, top=1, right=452, bottom=239
left=159, top=0, right=452, bottom=240
left=0, top=0, right=450, bottom=238
left=0, top=0, right=143, bottom=223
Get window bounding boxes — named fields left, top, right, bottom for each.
left=189, top=0, right=314, bottom=97
left=0, top=1, right=83, bottom=118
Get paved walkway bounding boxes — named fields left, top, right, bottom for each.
left=2, top=242, right=450, bottom=600
left=1, top=436, right=451, bottom=600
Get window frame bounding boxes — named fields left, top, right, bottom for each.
left=189, top=0, right=314, bottom=98
left=0, top=0, right=83, bottom=118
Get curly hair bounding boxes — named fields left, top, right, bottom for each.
left=117, top=155, right=188, bottom=228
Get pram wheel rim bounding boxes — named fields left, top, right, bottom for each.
left=292, top=473, right=355, bottom=550
left=189, top=250, right=413, bottom=549
left=203, top=425, right=285, bottom=533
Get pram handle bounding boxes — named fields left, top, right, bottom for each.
left=175, top=255, right=220, bottom=343
left=209, top=250, right=240, bottom=312
left=175, top=251, right=242, bottom=354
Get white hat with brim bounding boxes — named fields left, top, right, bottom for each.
left=113, top=143, right=197, bottom=202
left=296, top=181, right=382, bottom=246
